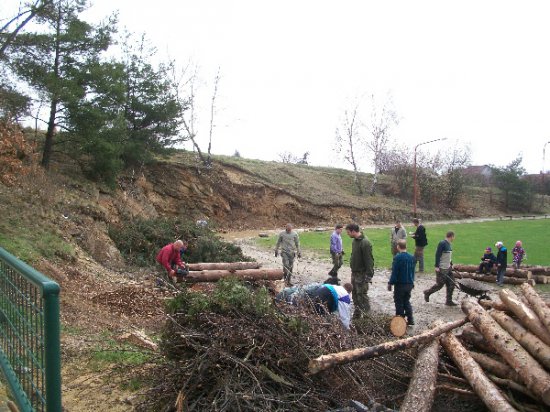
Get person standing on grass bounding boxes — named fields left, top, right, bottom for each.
left=275, top=223, right=301, bottom=286
left=329, top=224, right=344, bottom=278
left=388, top=240, right=416, bottom=326
left=390, top=220, right=407, bottom=256
left=345, top=223, right=374, bottom=318
left=512, top=240, right=526, bottom=269
left=423, top=231, right=457, bottom=306
left=495, top=241, right=508, bottom=286
left=410, top=218, right=428, bottom=272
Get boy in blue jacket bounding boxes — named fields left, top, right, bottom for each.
left=388, top=239, right=416, bottom=326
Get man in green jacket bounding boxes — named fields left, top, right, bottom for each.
left=345, top=223, right=375, bottom=317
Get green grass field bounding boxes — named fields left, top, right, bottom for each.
left=257, top=219, right=549, bottom=269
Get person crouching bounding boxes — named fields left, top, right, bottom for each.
left=388, top=239, right=415, bottom=326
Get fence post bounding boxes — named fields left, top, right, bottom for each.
left=43, top=282, right=61, bottom=412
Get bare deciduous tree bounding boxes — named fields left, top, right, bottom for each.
left=175, top=65, right=221, bottom=168
left=363, top=94, right=399, bottom=195
left=335, top=102, right=363, bottom=194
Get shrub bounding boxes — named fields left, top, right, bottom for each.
left=109, top=216, right=249, bottom=267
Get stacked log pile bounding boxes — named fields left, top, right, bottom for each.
left=308, top=283, right=550, bottom=411
left=182, top=261, right=284, bottom=282
left=453, top=263, right=548, bottom=284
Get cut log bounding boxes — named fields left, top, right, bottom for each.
left=187, top=262, right=261, bottom=271
left=468, top=351, right=521, bottom=382
left=440, top=332, right=517, bottom=412
left=490, top=310, right=550, bottom=369
left=499, top=289, right=550, bottom=346
left=462, top=298, right=550, bottom=406
left=184, top=268, right=283, bottom=282
left=458, top=324, right=497, bottom=353
left=308, top=317, right=467, bottom=374
left=535, top=275, right=549, bottom=284
left=389, top=316, right=407, bottom=337
left=521, top=283, right=550, bottom=333
left=453, top=265, right=531, bottom=278
left=400, top=321, right=441, bottom=412
left=525, top=265, right=550, bottom=276
left=454, top=271, right=534, bottom=285
left=479, top=300, right=509, bottom=312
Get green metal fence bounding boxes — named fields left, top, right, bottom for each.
left=0, top=248, right=61, bottom=412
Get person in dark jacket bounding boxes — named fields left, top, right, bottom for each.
left=345, top=223, right=374, bottom=317
left=388, top=240, right=416, bottom=326
left=495, top=241, right=508, bottom=286
left=410, top=218, right=428, bottom=272
left=477, top=247, right=496, bottom=274
left=423, top=231, right=457, bottom=306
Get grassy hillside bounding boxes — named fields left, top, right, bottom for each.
left=257, top=219, right=550, bottom=268
left=168, top=151, right=415, bottom=212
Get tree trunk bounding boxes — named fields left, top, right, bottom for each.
left=187, top=262, right=261, bottom=271
left=184, top=269, right=283, bottom=282
left=525, top=265, right=550, bottom=276
left=440, top=332, right=517, bottom=412
left=400, top=322, right=441, bottom=412
left=458, top=324, right=497, bottom=353
left=454, top=271, right=534, bottom=285
left=461, top=298, right=550, bottom=405
left=453, top=265, right=531, bottom=278
left=468, top=351, right=521, bottom=382
left=41, top=4, right=62, bottom=169
left=308, top=317, right=467, bottom=374
left=520, top=283, right=550, bottom=333
left=490, top=310, right=550, bottom=369
left=499, top=289, right=550, bottom=346
left=479, top=300, right=509, bottom=312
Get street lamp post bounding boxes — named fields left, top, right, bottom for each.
left=542, top=141, right=550, bottom=207
left=413, top=138, right=447, bottom=217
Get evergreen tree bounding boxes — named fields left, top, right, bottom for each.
left=491, top=156, right=533, bottom=211
left=8, top=0, right=115, bottom=169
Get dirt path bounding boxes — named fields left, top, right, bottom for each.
left=235, top=238, right=485, bottom=331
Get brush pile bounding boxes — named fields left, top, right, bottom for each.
left=136, top=278, right=420, bottom=412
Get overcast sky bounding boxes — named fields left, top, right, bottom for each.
left=6, top=0, right=550, bottom=173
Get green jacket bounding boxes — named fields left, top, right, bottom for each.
left=350, top=234, right=374, bottom=276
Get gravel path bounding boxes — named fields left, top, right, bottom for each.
left=235, top=238, right=487, bottom=331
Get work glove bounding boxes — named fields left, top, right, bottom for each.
left=297, top=252, right=301, bottom=258
left=274, top=251, right=278, bottom=257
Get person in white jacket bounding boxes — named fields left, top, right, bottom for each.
left=276, top=281, right=353, bottom=329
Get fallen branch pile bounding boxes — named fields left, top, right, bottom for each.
left=137, top=279, right=419, bottom=411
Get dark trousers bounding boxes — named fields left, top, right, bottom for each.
left=393, top=283, right=414, bottom=323
left=497, top=266, right=507, bottom=285
left=424, top=268, right=455, bottom=304
left=330, top=252, right=343, bottom=275
left=478, top=262, right=494, bottom=274
left=414, top=246, right=425, bottom=272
